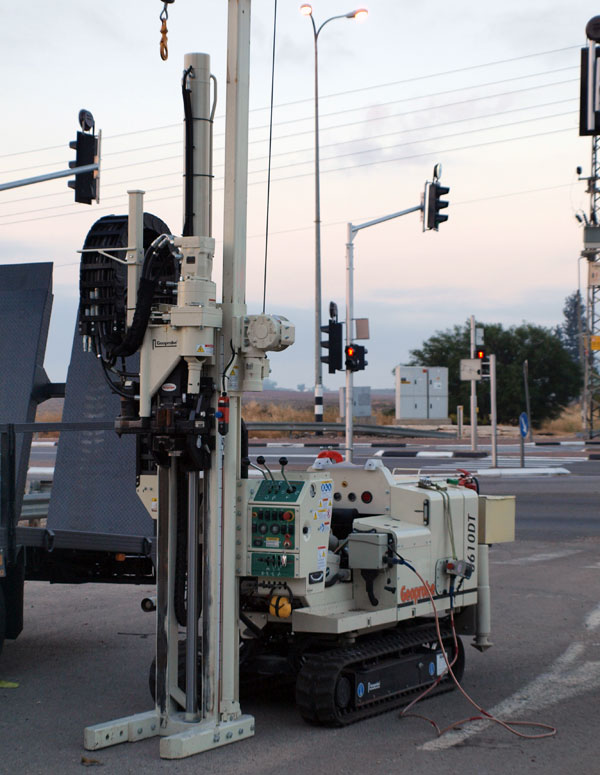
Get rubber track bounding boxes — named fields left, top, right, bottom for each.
left=295, top=624, right=460, bottom=727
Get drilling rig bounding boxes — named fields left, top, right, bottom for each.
left=78, top=2, right=515, bottom=761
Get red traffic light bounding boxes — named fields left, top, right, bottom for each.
left=347, top=346, right=355, bottom=357
left=476, top=348, right=485, bottom=359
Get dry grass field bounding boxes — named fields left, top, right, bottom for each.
left=30, top=393, right=584, bottom=438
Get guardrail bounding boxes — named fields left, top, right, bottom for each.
left=20, top=491, right=51, bottom=523
left=244, top=421, right=453, bottom=438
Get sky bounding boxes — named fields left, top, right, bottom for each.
left=1, top=1, right=597, bottom=391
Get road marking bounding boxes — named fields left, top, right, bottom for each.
left=585, top=602, right=600, bottom=630
left=420, top=603, right=600, bottom=751
left=493, top=550, right=581, bottom=565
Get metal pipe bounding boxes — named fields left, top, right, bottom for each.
left=126, top=191, right=145, bottom=328
left=184, top=53, right=213, bottom=240
left=218, top=0, right=253, bottom=720
left=185, top=471, right=199, bottom=720
left=473, top=543, right=493, bottom=651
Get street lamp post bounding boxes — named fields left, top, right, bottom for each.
left=300, top=4, right=367, bottom=430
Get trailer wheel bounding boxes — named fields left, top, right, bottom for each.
left=0, top=584, right=6, bottom=656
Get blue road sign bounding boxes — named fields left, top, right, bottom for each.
left=519, top=412, right=529, bottom=438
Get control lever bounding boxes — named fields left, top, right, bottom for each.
left=256, top=455, right=276, bottom=491
left=279, top=456, right=296, bottom=493
left=244, top=456, right=268, bottom=482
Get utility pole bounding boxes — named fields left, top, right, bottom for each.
left=578, top=18, right=600, bottom=438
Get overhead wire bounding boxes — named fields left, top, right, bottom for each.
left=0, top=123, right=577, bottom=228
left=0, top=99, right=578, bottom=219
left=0, top=94, right=578, bottom=212
left=0, top=43, right=580, bottom=161
left=48, top=179, right=575, bottom=270
left=0, top=63, right=578, bottom=173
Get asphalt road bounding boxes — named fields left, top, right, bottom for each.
left=3, top=444, right=599, bottom=773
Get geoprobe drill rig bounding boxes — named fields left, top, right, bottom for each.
left=78, top=23, right=515, bottom=767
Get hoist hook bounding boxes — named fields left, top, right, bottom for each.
left=159, top=1, right=174, bottom=61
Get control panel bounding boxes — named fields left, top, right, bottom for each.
left=237, top=472, right=333, bottom=595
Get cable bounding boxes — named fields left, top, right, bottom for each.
left=182, top=65, right=194, bottom=236
left=0, top=123, right=577, bottom=229
left=393, top=551, right=556, bottom=740
left=0, top=95, right=577, bottom=213
left=262, top=0, right=278, bottom=315
left=0, top=65, right=577, bottom=175
left=0, top=44, right=580, bottom=162
left=246, top=44, right=579, bottom=113
left=0, top=109, right=577, bottom=221
left=221, top=340, right=236, bottom=393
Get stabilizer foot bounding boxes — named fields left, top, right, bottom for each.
left=83, top=709, right=255, bottom=759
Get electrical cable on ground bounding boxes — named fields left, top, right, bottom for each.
left=393, top=551, right=557, bottom=741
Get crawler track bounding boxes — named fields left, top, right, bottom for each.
left=295, top=623, right=464, bottom=726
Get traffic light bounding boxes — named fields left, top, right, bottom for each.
left=425, top=181, right=450, bottom=230
left=476, top=347, right=485, bottom=360
left=320, top=319, right=343, bottom=373
left=345, top=343, right=367, bottom=372
left=68, top=113, right=99, bottom=204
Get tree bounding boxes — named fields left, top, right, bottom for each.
left=409, top=321, right=581, bottom=426
left=557, top=290, right=585, bottom=364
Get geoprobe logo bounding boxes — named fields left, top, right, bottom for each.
left=400, top=581, right=435, bottom=604
left=152, top=339, right=177, bottom=349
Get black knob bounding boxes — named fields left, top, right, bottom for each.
left=279, top=456, right=288, bottom=467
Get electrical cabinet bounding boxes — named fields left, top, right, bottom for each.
left=393, top=365, right=448, bottom=420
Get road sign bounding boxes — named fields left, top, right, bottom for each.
left=519, top=412, right=529, bottom=438
left=460, top=358, right=482, bottom=381
left=591, top=334, right=600, bottom=351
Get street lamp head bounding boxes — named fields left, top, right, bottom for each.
left=300, top=4, right=313, bottom=16
left=347, top=8, right=368, bottom=20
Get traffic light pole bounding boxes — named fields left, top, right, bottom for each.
left=0, top=163, right=99, bottom=192
left=470, top=315, right=478, bottom=452
left=489, top=354, right=497, bottom=468
left=345, top=204, right=422, bottom=461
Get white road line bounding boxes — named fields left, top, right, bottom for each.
left=585, top=602, right=600, bottom=631
left=420, top=608, right=600, bottom=751
left=493, top=550, right=581, bottom=565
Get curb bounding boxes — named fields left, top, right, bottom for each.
left=534, top=441, right=584, bottom=447
left=249, top=442, right=406, bottom=449
left=379, top=450, right=488, bottom=459
left=475, top=467, right=570, bottom=477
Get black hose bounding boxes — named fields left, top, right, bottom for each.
left=109, top=237, right=172, bottom=360
left=241, top=419, right=249, bottom=479
left=182, top=66, right=194, bottom=237
left=325, top=572, right=341, bottom=588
